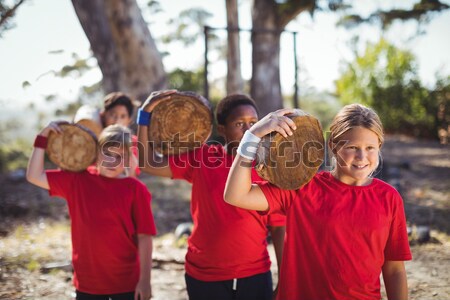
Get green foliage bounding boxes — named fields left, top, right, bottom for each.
left=0, top=139, right=30, bottom=173
left=336, top=38, right=443, bottom=138
left=56, top=54, right=94, bottom=78
left=162, top=8, right=213, bottom=46
left=295, top=93, right=341, bottom=131
left=168, top=67, right=204, bottom=93
left=147, top=0, right=162, bottom=14
left=337, top=0, right=450, bottom=29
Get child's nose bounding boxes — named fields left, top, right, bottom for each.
left=242, top=123, right=252, bottom=131
left=355, top=149, right=365, bottom=159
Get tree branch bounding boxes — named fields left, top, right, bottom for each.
left=277, top=0, right=315, bottom=28
left=0, top=0, right=26, bottom=32
left=338, top=0, right=450, bottom=29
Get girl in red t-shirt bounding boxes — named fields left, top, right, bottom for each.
left=224, top=104, right=412, bottom=300
left=27, top=123, right=156, bottom=300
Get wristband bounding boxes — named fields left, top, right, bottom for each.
left=33, top=135, right=48, bottom=149
left=237, top=130, right=261, bottom=161
left=137, top=109, right=152, bottom=126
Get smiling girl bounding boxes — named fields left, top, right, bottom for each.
left=224, top=104, right=412, bottom=300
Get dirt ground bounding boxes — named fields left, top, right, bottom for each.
left=0, top=135, right=449, bottom=300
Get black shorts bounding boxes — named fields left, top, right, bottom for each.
left=185, top=271, right=273, bottom=300
left=75, top=290, right=135, bottom=300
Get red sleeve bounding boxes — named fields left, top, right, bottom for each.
left=168, top=145, right=204, bottom=182
left=267, top=213, right=286, bottom=226
left=384, top=192, right=412, bottom=261
left=132, top=181, right=157, bottom=236
left=259, top=181, right=297, bottom=215
left=46, top=169, right=77, bottom=200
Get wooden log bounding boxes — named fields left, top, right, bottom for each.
left=256, top=110, right=325, bottom=190
left=46, top=123, right=98, bottom=172
left=148, top=91, right=213, bottom=155
left=73, top=105, right=103, bottom=138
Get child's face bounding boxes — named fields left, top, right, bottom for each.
left=332, top=126, right=380, bottom=186
left=218, top=104, right=258, bottom=147
left=103, top=105, right=131, bottom=127
left=97, top=145, right=129, bottom=178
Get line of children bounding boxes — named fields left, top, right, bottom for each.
left=27, top=92, right=412, bottom=299
left=137, top=91, right=286, bottom=300
left=224, top=104, right=412, bottom=300
left=27, top=124, right=156, bottom=300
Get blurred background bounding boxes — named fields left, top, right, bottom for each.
left=0, top=0, right=449, bottom=299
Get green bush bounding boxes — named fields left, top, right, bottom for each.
left=336, top=38, right=446, bottom=139
left=0, top=139, right=30, bottom=173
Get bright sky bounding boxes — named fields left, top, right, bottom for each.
left=0, top=0, right=449, bottom=125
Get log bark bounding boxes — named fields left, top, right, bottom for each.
left=256, top=110, right=324, bottom=190
left=148, top=92, right=213, bottom=155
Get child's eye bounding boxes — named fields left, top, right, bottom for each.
left=249, top=122, right=256, bottom=126
left=235, top=122, right=244, bottom=127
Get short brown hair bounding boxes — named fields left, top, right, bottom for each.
left=98, top=124, right=132, bottom=155
left=215, top=94, right=258, bottom=125
left=103, top=92, right=135, bottom=117
left=329, top=103, right=384, bottom=145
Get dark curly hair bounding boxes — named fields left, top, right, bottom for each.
left=103, top=92, right=135, bottom=117
left=215, top=94, right=258, bottom=125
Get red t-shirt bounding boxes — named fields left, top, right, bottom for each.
left=169, top=144, right=286, bottom=281
left=260, top=171, right=412, bottom=300
left=46, top=169, right=156, bottom=295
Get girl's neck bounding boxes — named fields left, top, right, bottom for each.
left=331, top=169, right=373, bottom=186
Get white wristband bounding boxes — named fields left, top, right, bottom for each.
left=237, top=130, right=261, bottom=161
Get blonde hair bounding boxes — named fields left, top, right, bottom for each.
left=98, top=124, right=132, bottom=154
left=329, top=104, right=384, bottom=145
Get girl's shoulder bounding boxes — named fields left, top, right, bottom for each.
left=313, top=171, right=400, bottom=195
left=371, top=177, right=403, bottom=198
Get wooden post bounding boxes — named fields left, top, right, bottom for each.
left=293, top=31, right=299, bottom=109
left=204, top=26, right=209, bottom=100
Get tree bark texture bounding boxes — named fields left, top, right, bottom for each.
left=226, top=0, right=244, bottom=94
left=72, top=0, right=167, bottom=102
left=251, top=0, right=314, bottom=117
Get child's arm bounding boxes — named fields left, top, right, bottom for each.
left=269, top=225, right=285, bottom=298
left=126, top=152, right=138, bottom=178
left=382, top=260, right=408, bottom=300
left=224, top=108, right=297, bottom=211
left=26, top=122, right=65, bottom=190
left=137, top=90, right=177, bottom=178
left=135, top=234, right=153, bottom=300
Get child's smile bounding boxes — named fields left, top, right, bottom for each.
left=332, top=126, right=380, bottom=186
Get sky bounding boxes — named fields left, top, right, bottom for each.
left=0, top=0, right=449, bottom=136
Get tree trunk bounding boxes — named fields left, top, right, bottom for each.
left=251, top=0, right=283, bottom=116
left=251, top=0, right=314, bottom=117
left=72, top=0, right=167, bottom=102
left=226, top=0, right=244, bottom=94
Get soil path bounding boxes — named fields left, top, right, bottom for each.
left=0, top=135, right=449, bottom=299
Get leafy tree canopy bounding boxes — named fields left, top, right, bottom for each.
left=336, top=38, right=448, bottom=138
left=337, top=0, right=450, bottom=29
